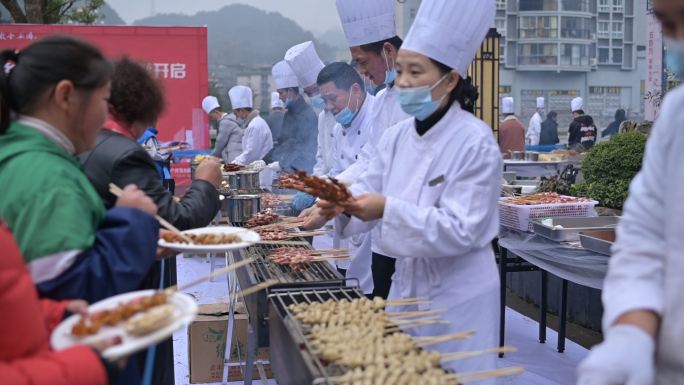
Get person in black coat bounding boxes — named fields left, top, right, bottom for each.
left=602, top=108, right=626, bottom=138
left=539, top=111, right=560, bottom=145
left=270, top=89, right=319, bottom=174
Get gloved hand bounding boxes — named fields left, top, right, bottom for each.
left=577, top=324, right=655, bottom=385
left=250, top=160, right=266, bottom=169
left=292, top=192, right=317, bottom=211
left=267, top=161, right=281, bottom=171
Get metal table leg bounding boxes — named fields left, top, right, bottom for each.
left=539, top=270, right=547, bottom=344
left=557, top=279, right=568, bottom=353
left=244, top=324, right=256, bottom=384
left=222, top=252, right=238, bottom=385
left=498, top=246, right=508, bottom=358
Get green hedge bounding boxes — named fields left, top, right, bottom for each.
left=571, top=133, right=647, bottom=210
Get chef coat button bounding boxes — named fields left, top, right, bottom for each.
left=343, top=132, right=346, bottom=136
left=355, top=155, right=358, bottom=159
left=358, top=131, right=361, bottom=135
left=341, top=154, right=345, bottom=159
left=330, top=133, right=333, bottom=137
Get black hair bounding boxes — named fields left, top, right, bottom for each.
left=272, top=107, right=283, bottom=111
left=0, top=35, right=113, bottom=134
left=615, top=108, right=626, bottom=122
left=316, top=62, right=364, bottom=93
left=110, top=57, right=165, bottom=126
left=574, top=110, right=585, bottom=115
left=350, top=59, right=359, bottom=70
left=547, top=111, right=557, bottom=120
left=285, top=86, right=300, bottom=95
left=431, top=59, right=479, bottom=114
left=236, top=107, right=253, bottom=112
left=359, top=36, right=403, bottom=56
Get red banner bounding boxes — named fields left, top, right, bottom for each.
left=0, top=25, right=209, bottom=185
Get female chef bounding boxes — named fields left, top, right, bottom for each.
left=318, top=0, right=500, bottom=379
left=577, top=0, right=684, bottom=383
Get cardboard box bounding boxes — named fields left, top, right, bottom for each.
left=188, top=303, right=273, bottom=383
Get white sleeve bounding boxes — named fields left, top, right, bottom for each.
left=313, top=112, right=327, bottom=176
left=600, top=102, right=672, bottom=329
left=233, top=126, right=257, bottom=165
left=328, top=135, right=342, bottom=179
left=380, top=144, right=502, bottom=259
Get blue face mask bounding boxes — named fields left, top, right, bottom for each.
left=383, top=50, right=397, bottom=85
left=237, top=117, right=246, bottom=126
left=540, top=109, right=546, bottom=115
left=363, top=75, right=375, bottom=95
left=665, top=37, right=684, bottom=80
left=284, top=89, right=294, bottom=108
left=395, top=74, right=448, bottom=121
left=311, top=95, right=326, bottom=109
left=334, top=89, right=359, bottom=126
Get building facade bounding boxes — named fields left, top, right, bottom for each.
left=396, top=0, right=647, bottom=133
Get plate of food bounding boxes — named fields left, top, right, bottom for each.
left=157, top=226, right=261, bottom=253
left=51, top=290, right=197, bottom=359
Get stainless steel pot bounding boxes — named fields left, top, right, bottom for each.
left=237, top=171, right=260, bottom=190
left=510, top=151, right=525, bottom=161
left=222, top=195, right=261, bottom=222
left=525, top=152, right=540, bottom=161
left=222, top=173, right=239, bottom=189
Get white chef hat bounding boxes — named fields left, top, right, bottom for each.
left=572, top=97, right=583, bottom=112
left=271, top=92, right=284, bottom=109
left=502, top=97, right=514, bottom=114
left=336, top=0, right=396, bottom=47
left=285, top=41, right=325, bottom=89
left=402, top=0, right=495, bottom=75
left=272, top=60, right=299, bottom=90
left=228, top=86, right=253, bottom=109
left=537, top=97, right=545, bottom=109
left=202, top=96, right=220, bottom=114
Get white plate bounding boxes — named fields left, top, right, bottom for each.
left=157, top=226, right=260, bottom=254
left=51, top=290, right=197, bottom=359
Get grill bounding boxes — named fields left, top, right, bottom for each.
left=269, top=287, right=364, bottom=385
left=219, top=187, right=271, bottom=196
left=233, top=222, right=345, bottom=347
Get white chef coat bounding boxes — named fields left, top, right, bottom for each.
left=312, top=110, right=337, bottom=177
left=527, top=112, right=542, bottom=146
left=232, top=116, right=273, bottom=166
left=601, top=87, right=684, bottom=384
left=327, top=94, right=375, bottom=294
left=335, top=102, right=502, bottom=379
left=335, top=84, right=412, bottom=257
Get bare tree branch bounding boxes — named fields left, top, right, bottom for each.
left=0, top=0, right=28, bottom=23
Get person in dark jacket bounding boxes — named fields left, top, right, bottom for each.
left=80, top=58, right=222, bottom=231
left=263, top=92, right=285, bottom=164
left=568, top=97, right=597, bottom=150
left=268, top=61, right=319, bottom=174
left=539, top=111, right=560, bottom=145
left=602, top=108, right=626, bottom=138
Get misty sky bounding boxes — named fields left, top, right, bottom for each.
left=107, top=0, right=343, bottom=33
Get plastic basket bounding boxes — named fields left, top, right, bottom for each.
left=498, top=197, right=598, bottom=232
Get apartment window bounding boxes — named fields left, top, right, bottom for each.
left=410, top=8, right=417, bottom=19
left=562, top=0, right=589, bottom=12
left=561, top=17, right=592, bottom=39
left=598, top=48, right=610, bottom=63
left=613, top=0, right=624, bottom=12
left=597, top=22, right=610, bottom=38
left=493, top=19, right=506, bottom=36
left=496, top=0, right=506, bottom=10
left=500, top=45, right=506, bottom=58
left=612, top=48, right=623, bottom=64
left=599, top=0, right=610, bottom=12
left=519, top=16, right=558, bottom=39
left=561, top=44, right=590, bottom=66
left=612, top=22, right=623, bottom=38
left=500, top=86, right=512, bottom=94
left=519, top=0, right=558, bottom=11
left=518, top=43, right=559, bottom=65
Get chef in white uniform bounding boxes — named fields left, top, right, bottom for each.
left=229, top=86, right=273, bottom=166
left=527, top=97, right=544, bottom=146
left=577, top=1, right=684, bottom=383
left=284, top=41, right=337, bottom=178
left=319, top=0, right=500, bottom=379
left=333, top=0, right=412, bottom=300
left=316, top=62, right=375, bottom=294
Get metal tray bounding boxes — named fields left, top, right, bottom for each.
left=579, top=230, right=616, bottom=256
left=533, top=217, right=620, bottom=242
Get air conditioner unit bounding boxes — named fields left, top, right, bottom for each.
left=590, top=58, right=598, bottom=66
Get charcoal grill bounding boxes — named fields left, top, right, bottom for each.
left=233, top=224, right=345, bottom=347
left=269, top=287, right=364, bottom=385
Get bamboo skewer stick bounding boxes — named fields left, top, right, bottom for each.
left=257, top=240, right=310, bottom=246
left=109, top=183, right=195, bottom=244
left=387, top=297, right=424, bottom=304
left=384, top=319, right=448, bottom=333
left=166, top=257, right=256, bottom=293
left=391, top=316, right=443, bottom=325
left=440, top=347, right=517, bottom=363
left=448, top=367, right=524, bottom=383
left=414, top=330, right=476, bottom=346
left=389, top=309, right=448, bottom=319
left=229, top=279, right=279, bottom=303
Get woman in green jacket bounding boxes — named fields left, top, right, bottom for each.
left=0, top=35, right=161, bottom=303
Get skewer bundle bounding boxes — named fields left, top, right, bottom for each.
left=268, top=249, right=351, bottom=266
left=275, top=170, right=353, bottom=203
left=246, top=210, right=281, bottom=228
left=161, top=232, right=242, bottom=245
left=223, top=163, right=241, bottom=172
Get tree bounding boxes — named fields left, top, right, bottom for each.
left=0, top=0, right=105, bottom=24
